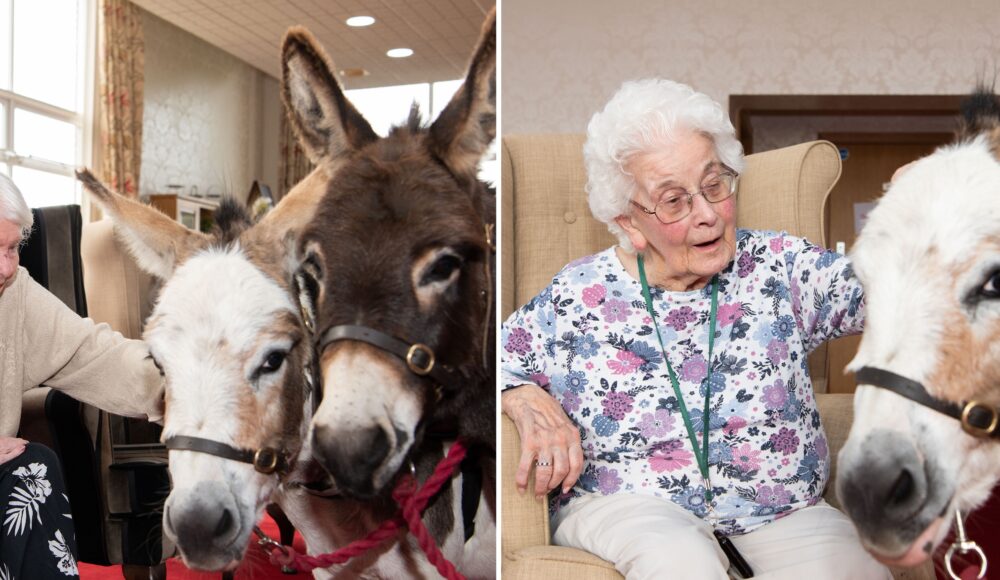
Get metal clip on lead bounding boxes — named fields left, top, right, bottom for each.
left=254, top=526, right=296, bottom=574
left=945, top=510, right=987, bottom=579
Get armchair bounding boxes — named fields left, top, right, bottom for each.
left=499, top=135, right=934, bottom=580
left=17, top=208, right=170, bottom=578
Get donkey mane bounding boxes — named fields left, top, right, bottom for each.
left=958, top=86, right=1000, bottom=137
left=386, top=104, right=424, bottom=137
left=212, top=197, right=254, bottom=244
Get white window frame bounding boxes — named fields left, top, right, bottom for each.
left=0, top=90, right=81, bottom=175
left=345, top=79, right=497, bottom=187
left=0, top=0, right=93, bottom=207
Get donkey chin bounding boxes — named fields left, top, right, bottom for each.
left=162, top=464, right=267, bottom=571
left=310, top=347, right=425, bottom=498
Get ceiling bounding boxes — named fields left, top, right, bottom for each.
left=130, top=0, right=495, bottom=89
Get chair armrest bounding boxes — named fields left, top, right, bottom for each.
left=501, top=412, right=552, bottom=554
left=816, top=393, right=854, bottom=511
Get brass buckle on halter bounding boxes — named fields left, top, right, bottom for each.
left=960, top=401, right=999, bottom=438
left=406, top=343, right=435, bottom=375
left=253, top=447, right=280, bottom=474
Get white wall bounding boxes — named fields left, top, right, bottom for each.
left=502, top=0, right=1000, bottom=134
left=140, top=10, right=281, bottom=203
left=258, top=75, right=281, bottom=197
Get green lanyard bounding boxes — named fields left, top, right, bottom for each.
left=637, top=254, right=719, bottom=502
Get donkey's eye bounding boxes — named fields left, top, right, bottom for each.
left=421, top=254, right=462, bottom=285
left=980, top=271, right=1000, bottom=298
left=260, top=351, right=288, bottom=375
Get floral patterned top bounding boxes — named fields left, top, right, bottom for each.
left=501, top=230, right=865, bottom=535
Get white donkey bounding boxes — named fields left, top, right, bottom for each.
left=837, top=90, right=1000, bottom=571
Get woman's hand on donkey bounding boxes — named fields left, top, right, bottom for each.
left=502, top=384, right=584, bottom=499
left=0, top=436, right=27, bottom=465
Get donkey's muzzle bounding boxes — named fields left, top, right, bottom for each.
left=164, top=481, right=243, bottom=569
left=312, top=423, right=390, bottom=497
left=837, top=429, right=930, bottom=549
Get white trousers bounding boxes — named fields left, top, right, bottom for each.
left=552, top=494, right=891, bottom=580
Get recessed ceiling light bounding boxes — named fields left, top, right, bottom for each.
left=386, top=48, right=413, bottom=58
left=346, top=16, right=375, bottom=27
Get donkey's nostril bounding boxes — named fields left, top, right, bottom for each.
left=887, top=469, right=915, bottom=506
left=214, top=508, right=233, bottom=537
left=313, top=424, right=390, bottom=496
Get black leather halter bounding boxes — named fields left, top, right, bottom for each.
left=164, top=435, right=291, bottom=475
left=315, top=325, right=465, bottom=395
left=856, top=366, right=1000, bottom=439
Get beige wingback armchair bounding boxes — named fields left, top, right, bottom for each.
left=500, top=135, right=934, bottom=580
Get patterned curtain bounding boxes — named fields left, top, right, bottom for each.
left=278, top=115, right=313, bottom=202
left=97, top=0, right=144, bottom=198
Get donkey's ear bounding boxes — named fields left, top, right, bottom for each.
left=292, top=237, right=327, bottom=316
left=428, top=8, right=496, bottom=178
left=76, top=169, right=209, bottom=279
left=281, top=27, right=378, bottom=166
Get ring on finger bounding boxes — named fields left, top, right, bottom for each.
left=536, top=459, right=552, bottom=468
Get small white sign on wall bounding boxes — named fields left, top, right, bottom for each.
left=854, top=202, right=877, bottom=234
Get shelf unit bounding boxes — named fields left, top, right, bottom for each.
left=147, top=194, right=219, bottom=232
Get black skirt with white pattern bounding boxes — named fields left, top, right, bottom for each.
left=0, top=443, right=78, bottom=579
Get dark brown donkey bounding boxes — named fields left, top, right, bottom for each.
left=281, top=7, right=496, bottom=576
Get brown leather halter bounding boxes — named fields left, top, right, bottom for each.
left=856, top=366, right=1000, bottom=438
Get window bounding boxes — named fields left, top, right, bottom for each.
left=345, top=82, right=431, bottom=137
left=346, top=80, right=497, bottom=188
left=0, top=0, right=89, bottom=208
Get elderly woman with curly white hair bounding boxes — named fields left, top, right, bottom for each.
left=501, top=79, right=889, bottom=579
left=0, top=174, right=163, bottom=579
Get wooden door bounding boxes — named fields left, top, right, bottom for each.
left=819, top=135, right=948, bottom=393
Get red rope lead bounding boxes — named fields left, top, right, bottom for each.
left=263, top=439, right=469, bottom=579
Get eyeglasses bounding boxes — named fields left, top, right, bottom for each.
left=630, top=166, right=739, bottom=225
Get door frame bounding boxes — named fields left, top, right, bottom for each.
left=729, top=95, right=965, bottom=154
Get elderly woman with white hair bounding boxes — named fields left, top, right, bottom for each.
left=0, top=175, right=163, bottom=579
left=501, top=79, right=888, bottom=579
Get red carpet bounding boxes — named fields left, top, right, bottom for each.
left=78, top=513, right=307, bottom=580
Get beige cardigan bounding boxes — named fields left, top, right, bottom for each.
left=1, top=266, right=164, bottom=437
